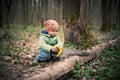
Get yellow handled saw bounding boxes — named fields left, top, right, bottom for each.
left=52, top=45, right=63, bottom=57
left=51, top=46, right=93, bottom=58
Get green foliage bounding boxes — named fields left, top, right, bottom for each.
left=80, top=41, right=94, bottom=50
left=10, top=25, right=40, bottom=42
left=64, top=42, right=78, bottom=50
left=0, top=25, right=40, bottom=56
left=73, top=41, right=120, bottom=80
left=73, top=62, right=93, bottom=79
left=0, top=33, right=12, bottom=56
left=91, top=28, right=120, bottom=44
left=0, top=43, right=11, bottom=56
left=0, top=25, right=64, bottom=57
left=0, top=32, right=22, bottom=56
left=73, top=62, right=83, bottom=78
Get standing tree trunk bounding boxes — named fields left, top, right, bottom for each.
left=23, top=0, right=28, bottom=28
left=27, top=0, right=32, bottom=25
left=6, top=0, right=12, bottom=28
left=101, top=0, right=112, bottom=32
left=32, top=0, right=39, bottom=27
left=64, top=0, right=94, bottom=49
left=0, top=0, right=2, bottom=27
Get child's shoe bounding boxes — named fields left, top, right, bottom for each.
left=32, top=61, right=39, bottom=66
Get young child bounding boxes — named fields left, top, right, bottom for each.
left=35, top=19, right=63, bottom=63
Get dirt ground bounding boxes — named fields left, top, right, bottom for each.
left=0, top=38, right=81, bottom=80
left=0, top=39, right=59, bottom=80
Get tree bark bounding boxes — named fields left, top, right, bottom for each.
left=23, top=0, right=28, bottom=28
left=0, top=0, right=2, bottom=27
left=24, top=36, right=120, bottom=80
left=63, top=0, right=94, bottom=47
left=101, top=0, right=120, bottom=32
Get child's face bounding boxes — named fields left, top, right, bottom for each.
left=48, top=28, right=59, bottom=36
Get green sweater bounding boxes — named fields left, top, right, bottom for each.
left=39, top=30, right=63, bottom=53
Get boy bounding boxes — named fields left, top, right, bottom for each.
left=35, top=19, right=63, bottom=63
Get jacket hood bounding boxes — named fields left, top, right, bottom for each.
left=41, top=29, right=51, bottom=37
left=42, top=29, right=48, bottom=34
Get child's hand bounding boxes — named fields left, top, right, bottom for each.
left=52, top=46, right=59, bottom=52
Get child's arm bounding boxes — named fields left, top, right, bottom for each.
left=56, top=36, right=63, bottom=47
left=39, top=36, right=52, bottom=53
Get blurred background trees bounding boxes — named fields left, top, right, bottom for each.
left=0, top=0, right=120, bottom=46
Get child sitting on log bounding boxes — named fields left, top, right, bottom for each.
left=34, top=19, right=63, bottom=63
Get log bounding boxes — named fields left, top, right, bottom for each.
left=24, top=36, right=120, bottom=80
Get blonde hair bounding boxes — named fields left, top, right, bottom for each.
left=44, top=19, right=59, bottom=32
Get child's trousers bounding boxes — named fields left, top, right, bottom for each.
left=36, top=50, right=51, bottom=62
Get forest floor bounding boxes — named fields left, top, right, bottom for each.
left=0, top=26, right=120, bottom=80
left=66, top=40, right=120, bottom=80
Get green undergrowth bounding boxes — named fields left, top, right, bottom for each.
left=0, top=25, right=119, bottom=56
left=0, top=25, right=41, bottom=56
left=64, top=28, right=120, bottom=50
left=64, top=42, right=78, bottom=50
left=0, top=25, right=64, bottom=56
left=91, top=28, right=120, bottom=43
left=62, top=27, right=120, bottom=51
left=73, top=41, right=120, bottom=80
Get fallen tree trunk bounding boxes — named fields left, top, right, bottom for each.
left=24, top=36, right=120, bottom=80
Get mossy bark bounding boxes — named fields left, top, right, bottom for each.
left=64, top=16, right=94, bottom=49
left=64, top=0, right=95, bottom=49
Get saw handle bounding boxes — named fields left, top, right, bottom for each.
left=55, top=46, right=63, bottom=57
